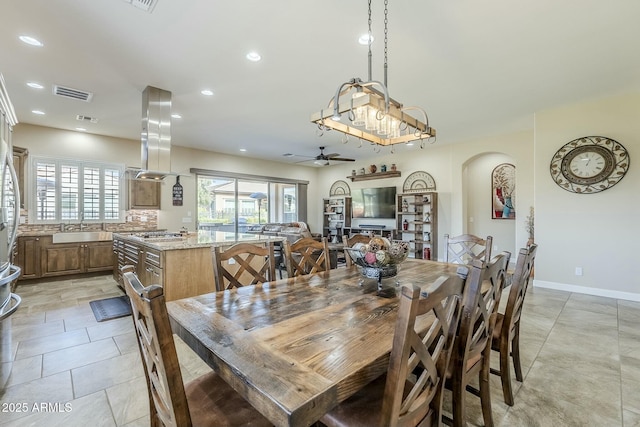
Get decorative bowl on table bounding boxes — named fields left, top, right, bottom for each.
left=345, top=238, right=410, bottom=296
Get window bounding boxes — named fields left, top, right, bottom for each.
left=32, top=157, right=124, bottom=223
left=195, top=170, right=307, bottom=235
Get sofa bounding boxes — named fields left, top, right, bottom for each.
left=245, top=221, right=321, bottom=244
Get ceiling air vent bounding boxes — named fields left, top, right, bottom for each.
left=54, top=85, right=93, bottom=102
left=76, top=115, right=99, bottom=124
left=122, top=0, right=158, bottom=13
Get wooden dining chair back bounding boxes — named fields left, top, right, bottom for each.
left=491, top=244, right=538, bottom=406
left=444, top=251, right=510, bottom=427
left=212, top=242, right=276, bottom=291
left=444, top=234, right=493, bottom=266
left=283, top=237, right=330, bottom=277
left=342, top=233, right=372, bottom=267
left=320, top=272, right=466, bottom=427
left=122, top=267, right=272, bottom=427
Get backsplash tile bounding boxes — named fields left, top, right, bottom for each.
left=18, top=210, right=159, bottom=234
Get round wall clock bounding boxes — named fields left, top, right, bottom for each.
left=329, top=180, right=350, bottom=196
left=549, top=136, right=629, bottom=194
left=402, top=171, right=436, bottom=193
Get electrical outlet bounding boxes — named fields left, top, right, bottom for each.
left=493, top=245, right=498, bottom=251
left=575, top=267, right=583, bottom=276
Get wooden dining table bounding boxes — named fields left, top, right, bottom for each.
left=167, top=258, right=461, bottom=427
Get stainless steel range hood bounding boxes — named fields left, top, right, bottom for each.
left=136, top=85, right=174, bottom=180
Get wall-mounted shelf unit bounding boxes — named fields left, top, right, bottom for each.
left=347, top=171, right=401, bottom=182
left=322, top=196, right=352, bottom=242
left=394, top=192, right=438, bottom=260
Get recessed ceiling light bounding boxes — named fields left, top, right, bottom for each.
left=358, top=34, right=374, bottom=45
left=75, top=127, right=87, bottom=132
left=239, top=148, right=247, bottom=152
left=31, top=110, right=45, bottom=115
left=171, top=113, right=182, bottom=119
left=201, top=89, right=214, bottom=96
left=27, top=82, right=44, bottom=89
left=282, top=153, right=295, bottom=157
left=246, top=52, right=261, bottom=62
left=19, top=35, right=43, bottom=47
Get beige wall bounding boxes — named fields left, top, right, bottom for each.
left=534, top=92, right=640, bottom=299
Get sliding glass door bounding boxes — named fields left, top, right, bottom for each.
left=197, top=174, right=300, bottom=234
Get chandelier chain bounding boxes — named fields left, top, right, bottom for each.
left=367, top=0, right=373, bottom=82
left=384, top=0, right=389, bottom=87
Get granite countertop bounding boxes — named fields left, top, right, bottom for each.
left=18, top=228, right=161, bottom=237
left=113, top=230, right=285, bottom=251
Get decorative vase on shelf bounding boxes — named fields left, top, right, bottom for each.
left=381, top=164, right=387, bottom=172
left=391, top=163, right=397, bottom=172
left=369, top=164, right=377, bottom=174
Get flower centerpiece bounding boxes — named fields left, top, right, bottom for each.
left=346, top=237, right=410, bottom=284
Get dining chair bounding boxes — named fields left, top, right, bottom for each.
left=443, top=251, right=510, bottom=427
left=121, top=267, right=272, bottom=427
left=444, top=234, right=493, bottom=266
left=212, top=242, right=276, bottom=291
left=273, top=240, right=287, bottom=279
left=283, top=236, right=330, bottom=277
left=320, top=271, right=466, bottom=427
left=490, top=244, right=538, bottom=406
left=342, top=233, right=372, bottom=267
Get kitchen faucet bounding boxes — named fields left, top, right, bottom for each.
left=79, top=212, right=87, bottom=231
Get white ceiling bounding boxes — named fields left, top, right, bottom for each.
left=2, top=0, right=640, bottom=166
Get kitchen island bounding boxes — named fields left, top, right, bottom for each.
left=112, top=231, right=284, bottom=301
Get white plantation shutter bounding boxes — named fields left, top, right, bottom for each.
left=35, top=161, right=57, bottom=221
left=83, top=166, right=100, bottom=220
left=32, top=157, right=124, bottom=223
left=104, top=168, right=120, bottom=220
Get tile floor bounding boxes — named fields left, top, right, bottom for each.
left=0, top=274, right=639, bottom=426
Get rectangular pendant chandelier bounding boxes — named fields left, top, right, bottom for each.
left=310, top=82, right=435, bottom=146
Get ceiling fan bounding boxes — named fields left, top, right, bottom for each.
left=297, top=146, right=355, bottom=166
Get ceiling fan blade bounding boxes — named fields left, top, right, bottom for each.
left=325, top=153, right=341, bottom=158
left=294, top=158, right=315, bottom=164
left=330, top=157, right=355, bottom=162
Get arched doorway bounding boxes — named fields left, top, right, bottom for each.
left=462, top=152, right=517, bottom=257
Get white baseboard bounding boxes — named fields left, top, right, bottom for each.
left=533, top=280, right=640, bottom=302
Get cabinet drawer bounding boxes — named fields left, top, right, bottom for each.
left=144, top=248, right=162, bottom=268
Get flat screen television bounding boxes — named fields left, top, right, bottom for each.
left=351, top=186, right=397, bottom=219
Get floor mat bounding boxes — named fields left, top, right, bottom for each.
left=89, top=295, right=132, bottom=322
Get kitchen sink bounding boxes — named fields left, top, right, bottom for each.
left=52, top=231, right=113, bottom=244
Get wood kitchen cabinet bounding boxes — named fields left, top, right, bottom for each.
left=41, top=238, right=84, bottom=277
left=86, top=241, right=114, bottom=272
left=16, top=235, right=115, bottom=280
left=15, top=236, right=42, bottom=279
left=13, top=146, right=27, bottom=209
left=112, top=235, right=216, bottom=301
left=128, top=178, right=161, bottom=209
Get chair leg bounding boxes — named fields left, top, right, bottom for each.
left=512, top=324, right=524, bottom=382
left=451, top=375, right=467, bottom=427
left=480, top=353, right=494, bottom=427
left=499, top=337, right=514, bottom=406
